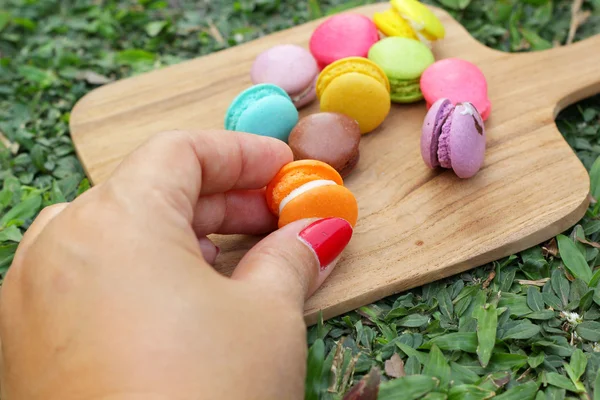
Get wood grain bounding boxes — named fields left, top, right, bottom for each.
left=69, top=4, right=599, bottom=325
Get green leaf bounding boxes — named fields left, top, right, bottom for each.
left=447, top=384, right=495, bottom=400
left=421, top=332, right=478, bottom=353
left=557, top=235, right=592, bottom=284
left=551, top=268, right=571, bottom=307
left=0, top=225, right=23, bottom=242
left=115, top=49, right=156, bottom=65
left=307, top=0, right=322, bottom=19
left=566, top=349, right=587, bottom=382
left=527, top=286, right=544, bottom=312
left=590, top=155, right=600, bottom=200
left=0, top=195, right=42, bottom=228
left=378, top=375, right=438, bottom=400
left=544, top=386, right=566, bottom=399
left=494, top=381, right=538, bottom=400
left=475, top=303, right=497, bottom=368
left=397, top=314, right=429, bottom=328
left=305, top=339, right=325, bottom=400
left=0, top=243, right=18, bottom=270
left=405, top=356, right=421, bottom=375
left=575, top=321, right=600, bottom=341
left=436, top=287, right=454, bottom=319
left=589, top=268, right=600, bottom=288
left=546, top=372, right=577, bottom=392
left=423, top=345, right=451, bottom=388
left=0, top=11, right=10, bottom=31
left=520, top=28, right=552, bottom=50
left=579, top=290, right=594, bottom=312
left=422, top=393, right=448, bottom=400
left=17, top=65, right=56, bottom=88
left=528, top=352, right=544, bottom=368
left=502, top=321, right=541, bottom=340
left=145, top=20, right=168, bottom=37
left=524, top=310, right=555, bottom=320
left=594, top=368, right=600, bottom=400
left=437, top=0, right=472, bottom=10
left=487, top=353, right=528, bottom=370
left=396, top=342, right=430, bottom=365
left=450, top=361, right=480, bottom=385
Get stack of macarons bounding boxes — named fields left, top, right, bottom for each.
left=224, top=0, right=492, bottom=192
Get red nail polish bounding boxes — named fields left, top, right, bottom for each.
left=298, top=218, right=353, bottom=271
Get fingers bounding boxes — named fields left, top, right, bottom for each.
left=12, top=203, right=69, bottom=260
left=192, top=189, right=277, bottom=236
left=106, top=130, right=292, bottom=222
left=231, top=218, right=353, bottom=310
left=198, top=237, right=219, bottom=265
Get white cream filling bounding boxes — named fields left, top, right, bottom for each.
left=459, top=102, right=477, bottom=116
left=279, top=180, right=338, bottom=214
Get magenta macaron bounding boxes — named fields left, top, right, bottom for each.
left=420, top=58, right=492, bottom=121
left=309, top=13, right=379, bottom=70
left=250, top=44, right=319, bottom=109
left=421, top=98, right=486, bottom=179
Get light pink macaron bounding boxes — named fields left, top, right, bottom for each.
left=250, top=44, right=319, bottom=109
left=420, top=58, right=491, bottom=121
left=421, top=98, right=486, bottom=179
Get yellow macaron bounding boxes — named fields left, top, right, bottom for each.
left=316, top=57, right=391, bottom=134
left=373, top=8, right=418, bottom=40
left=391, top=0, right=445, bottom=41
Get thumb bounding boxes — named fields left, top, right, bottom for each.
left=231, top=217, right=353, bottom=309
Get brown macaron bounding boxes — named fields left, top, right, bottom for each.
left=288, top=112, right=361, bottom=177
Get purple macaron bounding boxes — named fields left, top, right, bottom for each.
left=421, top=98, right=486, bottom=178
left=250, top=44, right=319, bottom=109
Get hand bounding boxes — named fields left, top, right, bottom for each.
left=0, top=130, right=353, bottom=400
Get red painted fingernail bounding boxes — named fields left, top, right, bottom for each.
left=298, top=218, right=353, bottom=271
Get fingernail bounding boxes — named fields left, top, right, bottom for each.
left=298, top=218, right=353, bottom=271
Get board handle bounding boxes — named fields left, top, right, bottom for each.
left=524, top=34, right=600, bottom=115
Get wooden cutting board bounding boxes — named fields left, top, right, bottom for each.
left=69, top=3, right=600, bottom=325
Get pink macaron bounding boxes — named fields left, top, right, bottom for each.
left=309, top=13, right=379, bottom=70
left=420, top=58, right=491, bottom=121
left=251, top=44, right=319, bottom=109
left=421, top=98, right=486, bottom=179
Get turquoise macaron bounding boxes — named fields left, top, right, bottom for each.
left=225, top=83, right=299, bottom=142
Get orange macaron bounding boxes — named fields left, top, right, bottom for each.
left=265, top=160, right=359, bottom=228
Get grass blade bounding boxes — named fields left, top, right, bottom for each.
left=378, top=375, right=438, bottom=400
left=423, top=344, right=451, bottom=388
left=305, top=339, right=325, bottom=400
left=494, top=381, right=538, bottom=400
left=475, top=303, right=497, bottom=368
left=556, top=235, right=592, bottom=284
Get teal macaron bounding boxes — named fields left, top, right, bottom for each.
left=225, top=83, right=299, bottom=142
left=367, top=37, right=434, bottom=103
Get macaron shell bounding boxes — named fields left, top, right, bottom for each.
left=421, top=58, right=491, bottom=121
left=288, top=112, right=361, bottom=177
left=266, top=160, right=343, bottom=215
left=225, top=83, right=292, bottom=131
left=309, top=14, right=379, bottom=69
left=448, top=103, right=486, bottom=178
left=421, top=98, right=452, bottom=168
left=235, top=95, right=299, bottom=142
left=373, top=9, right=418, bottom=39
left=320, top=72, right=391, bottom=134
left=316, top=57, right=391, bottom=97
left=250, top=44, right=318, bottom=103
left=290, top=75, right=318, bottom=108
left=391, top=0, right=445, bottom=40
left=368, top=37, right=434, bottom=81
left=278, top=185, right=358, bottom=228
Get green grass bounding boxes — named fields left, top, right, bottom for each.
left=1, top=0, right=600, bottom=398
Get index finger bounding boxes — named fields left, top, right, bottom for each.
left=106, top=130, right=293, bottom=221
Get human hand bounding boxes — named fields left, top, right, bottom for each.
left=0, top=130, right=353, bottom=400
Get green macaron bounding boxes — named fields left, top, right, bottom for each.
left=367, top=37, right=434, bottom=103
